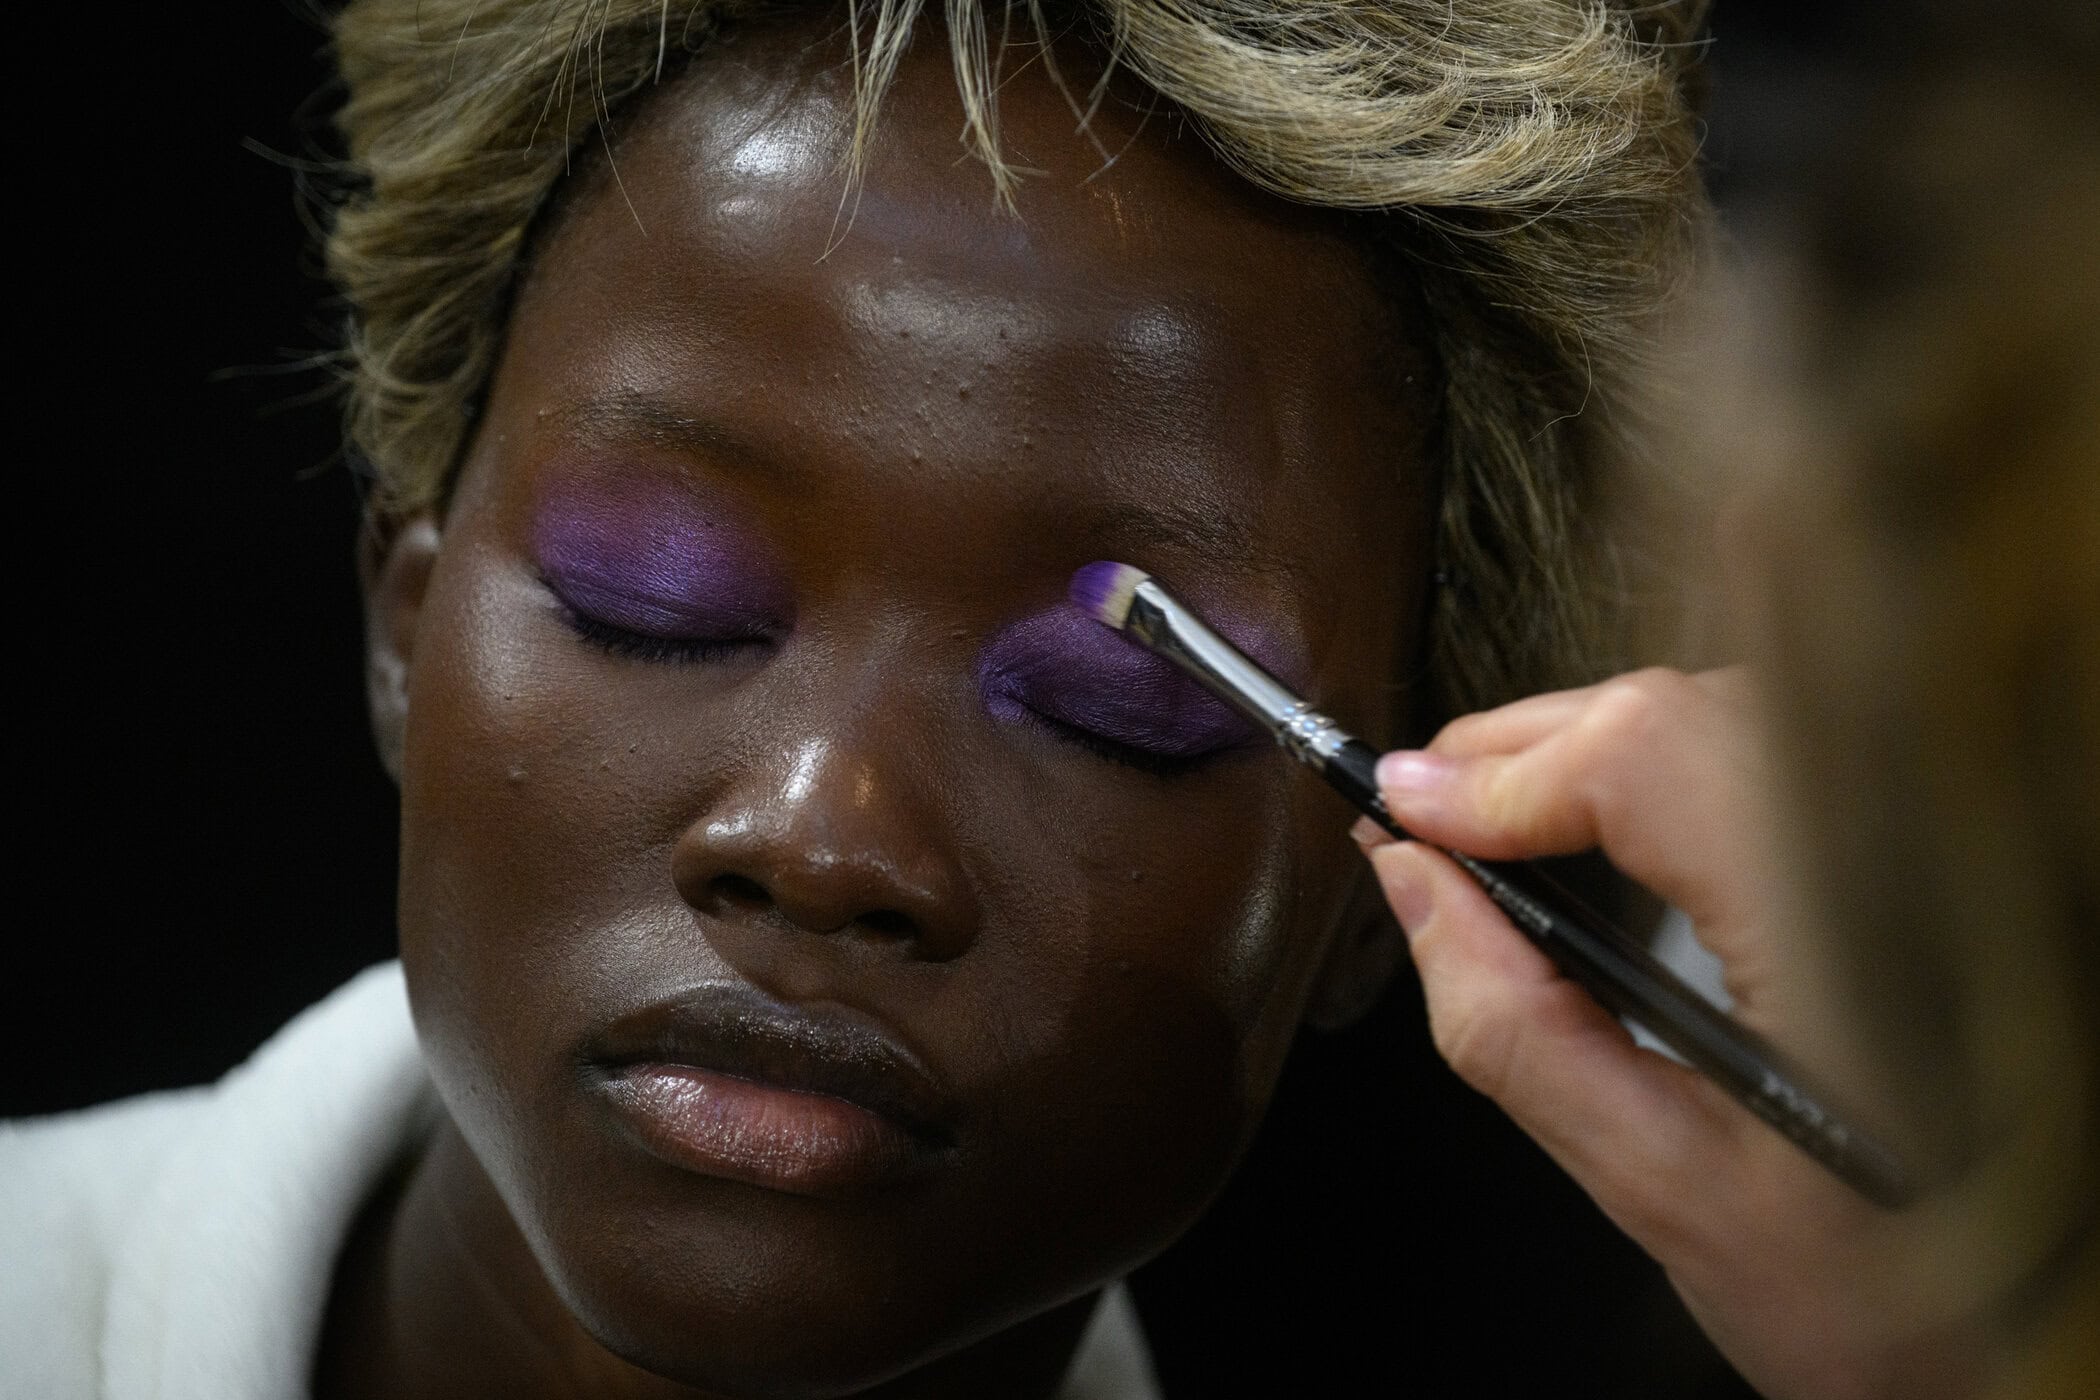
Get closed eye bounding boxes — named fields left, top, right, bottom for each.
left=556, top=607, right=772, bottom=665
left=539, top=570, right=776, bottom=665
left=1023, top=708, right=1215, bottom=778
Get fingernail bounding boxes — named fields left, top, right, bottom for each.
left=1373, top=845, right=1433, bottom=937
left=1349, top=816, right=1393, bottom=851
left=1376, top=750, right=1455, bottom=803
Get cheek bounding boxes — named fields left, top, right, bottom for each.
left=393, top=545, right=701, bottom=1122
left=1055, top=768, right=1339, bottom=1032
left=943, top=767, right=1346, bottom=1240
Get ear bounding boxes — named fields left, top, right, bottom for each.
left=1303, top=865, right=1408, bottom=1031
left=358, top=513, right=441, bottom=784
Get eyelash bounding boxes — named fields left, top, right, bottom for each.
left=1025, top=709, right=1212, bottom=779
left=548, top=585, right=1206, bottom=776
left=554, top=607, right=770, bottom=666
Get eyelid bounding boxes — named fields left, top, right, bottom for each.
left=553, top=604, right=774, bottom=665
left=536, top=561, right=783, bottom=632
left=975, top=600, right=1271, bottom=771
left=1020, top=706, right=1213, bottom=778
left=538, top=566, right=779, bottom=669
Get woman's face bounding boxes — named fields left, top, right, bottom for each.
left=379, top=18, right=1433, bottom=1393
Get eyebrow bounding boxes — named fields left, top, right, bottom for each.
left=541, top=392, right=790, bottom=479
left=542, top=390, right=1295, bottom=582
left=1069, top=502, right=1294, bottom=584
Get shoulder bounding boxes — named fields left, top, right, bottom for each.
left=2, top=1083, right=211, bottom=1208
left=0, top=963, right=429, bottom=1400
left=1, top=1088, right=214, bottom=1397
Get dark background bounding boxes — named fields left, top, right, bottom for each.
left=10, top=3, right=1865, bottom=1394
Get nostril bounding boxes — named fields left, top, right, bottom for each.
left=708, top=874, right=772, bottom=911
left=695, top=871, right=922, bottom=943
left=858, top=909, right=917, bottom=941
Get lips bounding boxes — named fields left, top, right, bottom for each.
left=579, top=986, right=956, bottom=1197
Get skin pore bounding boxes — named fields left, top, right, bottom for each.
left=329, top=13, right=1436, bottom=1400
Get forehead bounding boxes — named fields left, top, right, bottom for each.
left=635, top=23, right=1385, bottom=303
left=494, top=16, right=1427, bottom=646
left=562, top=17, right=1398, bottom=316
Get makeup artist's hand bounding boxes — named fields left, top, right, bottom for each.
left=1356, top=668, right=1978, bottom=1400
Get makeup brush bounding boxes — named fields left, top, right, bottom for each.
left=1070, top=560, right=1914, bottom=1209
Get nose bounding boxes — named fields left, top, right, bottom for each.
left=670, top=730, right=978, bottom=964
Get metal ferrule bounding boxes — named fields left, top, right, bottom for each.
left=1125, top=578, right=1349, bottom=771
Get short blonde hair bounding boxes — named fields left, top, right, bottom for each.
left=327, top=0, right=1709, bottom=722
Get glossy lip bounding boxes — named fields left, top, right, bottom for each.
left=579, top=985, right=957, bottom=1197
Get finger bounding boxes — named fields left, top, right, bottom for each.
left=1349, top=815, right=1397, bottom=852
left=1368, top=840, right=1741, bottom=1243
left=1378, top=669, right=1761, bottom=928
left=1432, top=667, right=1754, bottom=763
left=1429, top=683, right=1604, bottom=759
left=1377, top=738, right=1599, bottom=857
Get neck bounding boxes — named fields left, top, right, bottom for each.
left=313, top=1119, right=1100, bottom=1400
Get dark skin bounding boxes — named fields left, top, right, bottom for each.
left=328, top=15, right=1435, bottom=1400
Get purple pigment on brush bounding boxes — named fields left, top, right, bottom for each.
left=979, top=605, right=1277, bottom=757
left=1067, top=561, right=1134, bottom=624
left=532, top=479, right=790, bottom=638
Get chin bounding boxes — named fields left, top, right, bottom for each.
left=514, top=1177, right=1097, bottom=1397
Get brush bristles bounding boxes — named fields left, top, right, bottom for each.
left=1068, top=561, right=1149, bottom=630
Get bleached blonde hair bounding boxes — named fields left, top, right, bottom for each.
left=328, top=0, right=1709, bottom=721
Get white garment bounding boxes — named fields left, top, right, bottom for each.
left=0, top=964, right=1159, bottom=1400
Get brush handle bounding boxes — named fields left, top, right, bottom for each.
left=1326, top=738, right=1914, bottom=1209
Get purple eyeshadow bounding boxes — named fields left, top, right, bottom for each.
left=532, top=479, right=789, bottom=639
left=978, top=604, right=1281, bottom=758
